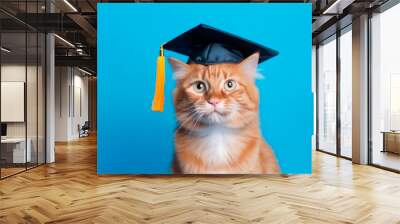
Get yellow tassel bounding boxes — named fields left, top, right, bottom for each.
left=151, top=46, right=165, bottom=112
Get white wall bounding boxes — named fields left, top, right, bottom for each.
left=55, top=67, right=89, bottom=141
left=72, top=73, right=89, bottom=138
left=1, top=82, right=25, bottom=122
left=1, top=65, right=40, bottom=138
left=1, top=66, right=26, bottom=137
left=55, top=66, right=70, bottom=141
left=1, top=65, right=27, bottom=141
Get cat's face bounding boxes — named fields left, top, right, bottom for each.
left=170, top=53, right=260, bottom=129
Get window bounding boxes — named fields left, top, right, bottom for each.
left=316, top=26, right=353, bottom=159
left=339, top=27, right=352, bottom=158
left=371, top=3, right=400, bottom=171
left=317, top=35, right=337, bottom=154
left=390, top=74, right=400, bottom=130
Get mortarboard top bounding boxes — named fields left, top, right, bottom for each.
left=152, top=24, right=279, bottom=112
left=163, top=24, right=278, bottom=65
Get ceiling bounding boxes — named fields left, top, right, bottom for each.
left=0, top=0, right=98, bottom=73
left=0, top=0, right=395, bottom=73
left=311, top=0, right=391, bottom=44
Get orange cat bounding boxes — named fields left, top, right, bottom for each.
left=170, top=52, right=280, bottom=174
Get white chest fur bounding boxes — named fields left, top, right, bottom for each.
left=191, top=127, right=243, bottom=167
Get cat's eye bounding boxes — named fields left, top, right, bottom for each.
left=224, top=79, right=237, bottom=91
left=192, top=81, right=207, bottom=93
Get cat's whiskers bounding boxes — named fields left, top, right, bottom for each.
left=189, top=112, right=204, bottom=135
left=176, top=107, right=202, bottom=132
left=176, top=112, right=196, bottom=131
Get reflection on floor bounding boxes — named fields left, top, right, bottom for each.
left=372, top=150, right=400, bottom=171
left=0, top=162, right=42, bottom=178
left=0, top=135, right=400, bottom=223
left=0, top=167, right=25, bottom=178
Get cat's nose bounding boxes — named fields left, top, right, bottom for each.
left=207, top=99, right=220, bottom=107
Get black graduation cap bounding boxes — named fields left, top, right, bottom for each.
left=164, top=24, right=278, bottom=64
left=152, top=24, right=278, bottom=112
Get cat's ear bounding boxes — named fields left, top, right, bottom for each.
left=239, top=52, right=260, bottom=79
left=168, top=57, right=189, bottom=79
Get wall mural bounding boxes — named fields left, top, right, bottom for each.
left=98, top=3, right=313, bottom=174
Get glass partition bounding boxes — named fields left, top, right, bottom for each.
left=27, top=30, right=38, bottom=169
left=1, top=31, right=28, bottom=177
left=38, top=32, right=45, bottom=165
left=0, top=1, right=46, bottom=179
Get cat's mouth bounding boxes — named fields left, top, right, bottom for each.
left=205, top=108, right=229, bottom=116
left=194, top=103, right=236, bottom=124
left=211, top=109, right=224, bottom=115
left=203, top=110, right=230, bottom=124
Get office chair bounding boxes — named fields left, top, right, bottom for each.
left=79, top=121, right=90, bottom=138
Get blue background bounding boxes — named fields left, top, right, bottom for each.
left=98, top=3, right=313, bottom=174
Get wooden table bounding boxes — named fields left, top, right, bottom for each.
left=1, top=138, right=31, bottom=164
left=381, top=131, right=400, bottom=154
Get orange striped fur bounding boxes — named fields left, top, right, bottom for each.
left=169, top=53, right=280, bottom=174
